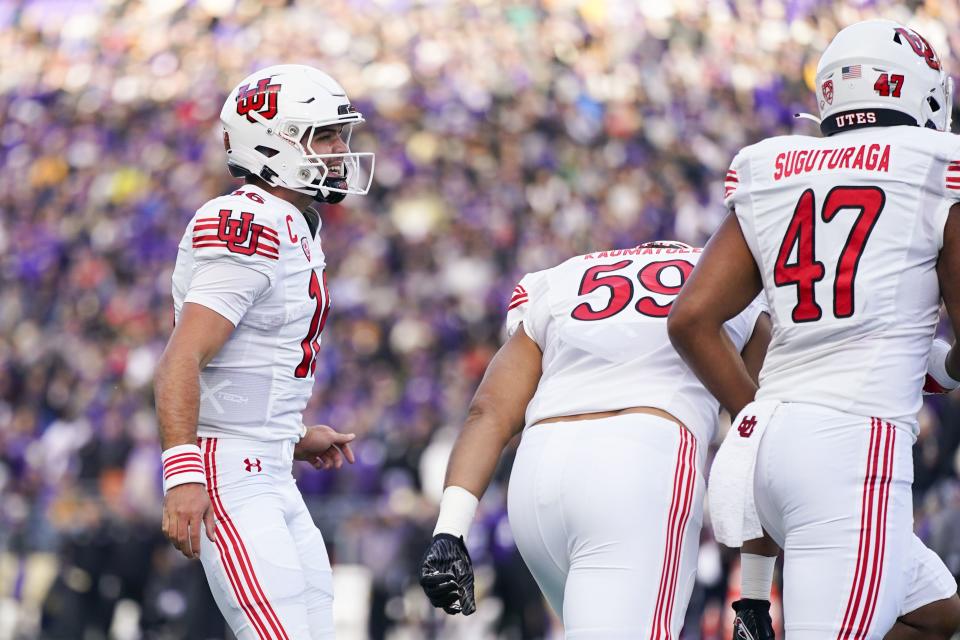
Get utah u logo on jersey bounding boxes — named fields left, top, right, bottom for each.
left=217, top=209, right=267, bottom=256
left=737, top=415, right=758, bottom=438
left=235, top=77, right=280, bottom=123
left=192, top=209, right=280, bottom=260
left=243, top=458, right=262, bottom=473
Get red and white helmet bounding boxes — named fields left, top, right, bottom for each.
left=815, top=20, right=953, bottom=134
left=220, top=64, right=375, bottom=203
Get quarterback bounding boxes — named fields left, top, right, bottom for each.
left=419, top=241, right=770, bottom=637
left=670, top=20, right=960, bottom=639
left=154, top=65, right=373, bottom=639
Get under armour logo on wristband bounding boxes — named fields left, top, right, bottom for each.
left=244, top=458, right=262, bottom=473
left=737, top=415, right=758, bottom=438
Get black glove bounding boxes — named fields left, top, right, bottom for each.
left=732, top=598, right=775, bottom=640
left=419, top=533, right=476, bottom=615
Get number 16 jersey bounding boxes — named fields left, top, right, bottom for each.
left=506, top=246, right=767, bottom=447
left=727, top=126, right=960, bottom=430
left=171, top=184, right=329, bottom=442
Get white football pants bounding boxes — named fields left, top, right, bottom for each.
left=754, top=403, right=956, bottom=639
left=508, top=414, right=705, bottom=639
left=197, top=436, right=334, bottom=640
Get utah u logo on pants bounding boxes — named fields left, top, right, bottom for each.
left=738, top=415, right=758, bottom=438
left=244, top=458, right=262, bottom=473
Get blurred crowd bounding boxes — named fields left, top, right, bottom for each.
left=2, top=0, right=960, bottom=638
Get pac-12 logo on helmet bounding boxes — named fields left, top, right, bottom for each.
left=822, top=79, right=834, bottom=105
left=236, top=77, right=281, bottom=123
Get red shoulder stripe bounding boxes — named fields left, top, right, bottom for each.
left=507, top=297, right=528, bottom=311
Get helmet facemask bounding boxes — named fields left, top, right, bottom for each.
left=242, top=111, right=375, bottom=203
left=290, top=122, right=375, bottom=204
left=921, top=74, right=954, bottom=132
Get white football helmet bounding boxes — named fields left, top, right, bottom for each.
left=220, top=64, right=375, bottom=203
left=638, top=240, right=695, bottom=250
left=815, top=20, right=953, bottom=133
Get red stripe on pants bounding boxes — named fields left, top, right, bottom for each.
left=202, top=438, right=275, bottom=639
left=852, top=423, right=895, bottom=638
left=203, top=438, right=291, bottom=640
left=651, top=426, right=697, bottom=639
left=837, top=419, right=894, bottom=639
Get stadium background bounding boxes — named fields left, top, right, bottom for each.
left=2, top=0, right=960, bottom=638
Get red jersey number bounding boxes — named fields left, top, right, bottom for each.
left=570, top=260, right=634, bottom=321
left=775, top=186, right=884, bottom=322
left=295, top=271, right=331, bottom=378
left=571, top=258, right=695, bottom=321
left=636, top=259, right=696, bottom=317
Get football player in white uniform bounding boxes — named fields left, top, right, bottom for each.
left=669, top=20, right=960, bottom=639
left=154, top=65, right=374, bottom=639
left=418, top=242, right=772, bottom=637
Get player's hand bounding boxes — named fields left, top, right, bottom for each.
left=419, top=534, right=476, bottom=615
left=161, top=483, right=216, bottom=560
left=294, top=425, right=356, bottom=470
left=732, top=598, right=775, bottom=640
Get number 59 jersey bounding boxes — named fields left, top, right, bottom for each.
left=506, top=246, right=767, bottom=447
left=171, top=184, right=329, bottom=442
left=727, top=126, right=960, bottom=429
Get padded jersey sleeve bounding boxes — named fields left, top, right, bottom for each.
left=183, top=199, right=282, bottom=325
left=723, top=149, right=747, bottom=211
left=183, top=261, right=271, bottom=326
left=725, top=146, right=766, bottom=273
left=941, top=140, right=960, bottom=200
left=933, top=139, right=960, bottom=249
left=189, top=202, right=282, bottom=285
left=504, top=271, right=549, bottom=347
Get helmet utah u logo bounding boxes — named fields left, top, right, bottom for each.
left=235, top=77, right=280, bottom=123
left=217, top=209, right=266, bottom=256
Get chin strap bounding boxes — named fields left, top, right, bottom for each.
left=313, top=182, right=347, bottom=204
left=793, top=112, right=822, bottom=125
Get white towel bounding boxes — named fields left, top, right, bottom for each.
left=708, top=400, right=781, bottom=547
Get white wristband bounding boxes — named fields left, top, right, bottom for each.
left=433, top=486, right=479, bottom=539
left=162, top=444, right=206, bottom=495
left=927, top=338, right=960, bottom=392
left=740, top=553, right=777, bottom=600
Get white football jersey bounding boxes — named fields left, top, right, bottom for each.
left=172, top=184, right=329, bottom=442
left=506, top=246, right=767, bottom=447
left=727, top=126, right=960, bottom=430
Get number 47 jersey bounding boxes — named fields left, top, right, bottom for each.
left=727, top=126, right=960, bottom=429
left=171, top=184, right=329, bottom=442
